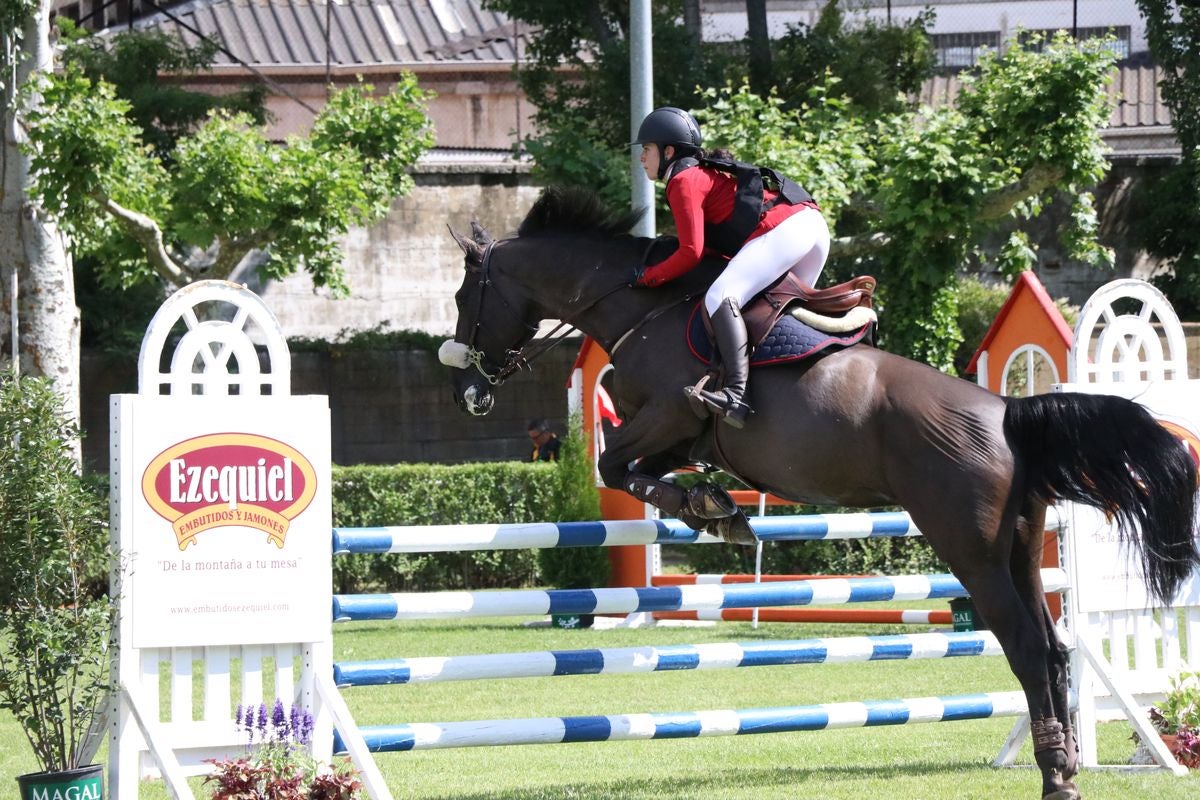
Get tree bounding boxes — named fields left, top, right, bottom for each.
left=27, top=70, right=434, bottom=293
left=773, top=1, right=936, bottom=117
left=701, top=34, right=1114, bottom=365
left=2, top=5, right=435, bottom=423
left=59, top=22, right=268, bottom=157
left=745, top=0, right=772, bottom=96
left=58, top=24, right=271, bottom=351
left=1, top=0, right=78, bottom=423
left=1133, top=1, right=1200, bottom=316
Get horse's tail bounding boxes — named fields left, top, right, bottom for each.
left=1004, top=392, right=1200, bottom=607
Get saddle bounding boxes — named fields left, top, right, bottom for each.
left=742, top=269, right=876, bottom=350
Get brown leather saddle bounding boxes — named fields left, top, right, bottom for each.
left=742, top=268, right=876, bottom=349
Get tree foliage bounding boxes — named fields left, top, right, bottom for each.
left=485, top=0, right=731, bottom=206
left=773, top=1, right=937, bottom=117
left=58, top=21, right=267, bottom=156
left=492, top=1, right=1115, bottom=368
left=698, top=35, right=1114, bottom=365
left=23, top=69, right=435, bottom=293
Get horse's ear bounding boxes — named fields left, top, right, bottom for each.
left=448, top=225, right=484, bottom=270
left=470, top=219, right=493, bottom=246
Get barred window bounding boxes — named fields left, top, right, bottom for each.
left=931, top=31, right=1001, bottom=70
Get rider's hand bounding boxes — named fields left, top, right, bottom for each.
left=629, top=266, right=646, bottom=287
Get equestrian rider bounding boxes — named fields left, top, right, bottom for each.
left=631, top=106, right=830, bottom=428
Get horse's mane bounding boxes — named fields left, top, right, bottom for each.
left=517, top=186, right=645, bottom=239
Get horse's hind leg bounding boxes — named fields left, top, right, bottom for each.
left=958, top=507, right=1078, bottom=800
left=907, top=499, right=1079, bottom=800
left=1011, top=503, right=1079, bottom=786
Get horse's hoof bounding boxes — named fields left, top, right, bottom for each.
left=1042, top=785, right=1080, bottom=800
left=707, top=513, right=758, bottom=545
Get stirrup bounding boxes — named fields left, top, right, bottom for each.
left=683, top=374, right=716, bottom=420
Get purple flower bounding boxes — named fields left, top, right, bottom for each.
left=256, top=703, right=269, bottom=738
left=271, top=699, right=287, bottom=740
left=299, top=709, right=314, bottom=746
left=289, top=705, right=302, bottom=743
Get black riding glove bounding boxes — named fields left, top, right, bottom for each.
left=629, top=266, right=645, bottom=287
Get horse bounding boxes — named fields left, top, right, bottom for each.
left=439, top=187, right=1200, bottom=800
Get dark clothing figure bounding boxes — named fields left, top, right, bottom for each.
left=527, top=419, right=561, bottom=462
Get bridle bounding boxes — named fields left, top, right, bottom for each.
left=459, top=241, right=540, bottom=386
left=457, top=237, right=687, bottom=386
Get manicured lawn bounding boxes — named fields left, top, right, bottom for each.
left=2, top=614, right=1195, bottom=799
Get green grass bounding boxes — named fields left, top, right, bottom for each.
left=2, top=613, right=1196, bottom=799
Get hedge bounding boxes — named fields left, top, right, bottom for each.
left=331, top=461, right=558, bottom=593
left=330, top=458, right=947, bottom=593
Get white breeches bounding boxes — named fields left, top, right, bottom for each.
left=705, top=208, right=831, bottom=316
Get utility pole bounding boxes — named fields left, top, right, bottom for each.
left=630, top=0, right=655, bottom=237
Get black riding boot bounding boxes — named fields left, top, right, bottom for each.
left=686, top=298, right=752, bottom=428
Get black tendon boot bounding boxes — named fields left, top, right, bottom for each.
left=685, top=298, right=752, bottom=428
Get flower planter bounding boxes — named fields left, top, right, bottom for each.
left=950, top=597, right=988, bottom=631
left=1161, top=734, right=1200, bottom=769
left=16, top=764, right=104, bottom=800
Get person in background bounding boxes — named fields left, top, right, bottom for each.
left=527, top=419, right=561, bottom=462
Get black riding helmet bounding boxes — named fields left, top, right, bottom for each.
left=634, top=107, right=702, bottom=179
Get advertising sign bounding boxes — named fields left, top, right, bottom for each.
left=1053, top=380, right=1200, bottom=613
left=115, top=394, right=331, bottom=648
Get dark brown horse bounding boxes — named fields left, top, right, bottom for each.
left=440, top=188, right=1199, bottom=800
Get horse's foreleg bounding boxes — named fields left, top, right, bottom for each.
left=596, top=411, right=736, bottom=531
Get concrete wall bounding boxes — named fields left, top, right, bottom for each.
left=250, top=163, right=543, bottom=340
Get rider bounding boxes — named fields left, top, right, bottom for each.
left=631, top=106, right=830, bottom=428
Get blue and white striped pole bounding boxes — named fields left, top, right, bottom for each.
left=332, top=511, right=924, bottom=554
left=332, top=569, right=1068, bottom=622
left=333, top=630, right=1003, bottom=687
left=333, top=691, right=1030, bottom=753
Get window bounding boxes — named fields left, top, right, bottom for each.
left=931, top=31, right=1001, bottom=70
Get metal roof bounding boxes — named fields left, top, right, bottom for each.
left=921, top=63, right=1173, bottom=131
left=110, top=0, right=528, bottom=69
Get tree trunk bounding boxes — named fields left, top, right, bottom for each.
left=682, top=0, right=702, bottom=49
left=0, top=1, right=80, bottom=429
left=745, top=0, right=772, bottom=96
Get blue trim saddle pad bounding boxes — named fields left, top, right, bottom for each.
left=686, top=301, right=872, bottom=367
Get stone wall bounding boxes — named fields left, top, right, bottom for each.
left=249, top=163, right=543, bottom=341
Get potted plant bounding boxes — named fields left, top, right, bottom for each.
left=1132, top=669, right=1200, bottom=769
left=0, top=370, right=116, bottom=799
left=1149, top=670, right=1200, bottom=768
left=205, top=700, right=363, bottom=799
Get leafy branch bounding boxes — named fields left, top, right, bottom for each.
left=21, top=69, right=435, bottom=293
